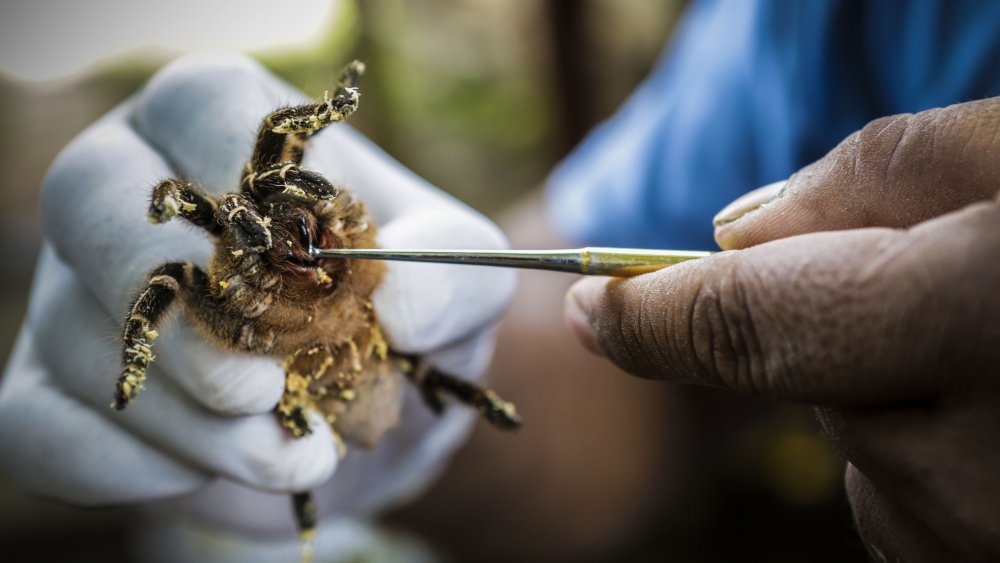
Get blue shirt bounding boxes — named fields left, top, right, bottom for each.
left=546, top=0, right=1000, bottom=250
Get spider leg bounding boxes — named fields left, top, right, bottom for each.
left=292, top=491, right=317, bottom=563
left=279, top=344, right=335, bottom=438
left=115, top=262, right=195, bottom=410
left=146, top=179, right=222, bottom=235
left=395, top=354, right=522, bottom=430
left=116, top=259, right=280, bottom=410
left=217, top=193, right=273, bottom=251
left=248, top=61, right=364, bottom=170
left=242, top=162, right=339, bottom=204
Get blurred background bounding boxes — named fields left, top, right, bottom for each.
left=0, top=0, right=865, bottom=561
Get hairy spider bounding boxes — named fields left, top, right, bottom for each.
left=114, top=61, right=520, bottom=552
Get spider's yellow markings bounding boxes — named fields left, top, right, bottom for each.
left=282, top=184, right=309, bottom=199
left=315, top=267, right=332, bottom=285
left=227, top=205, right=249, bottom=221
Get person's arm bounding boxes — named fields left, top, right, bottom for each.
left=565, top=97, right=1000, bottom=562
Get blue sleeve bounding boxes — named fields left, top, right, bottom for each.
left=546, top=0, right=1000, bottom=250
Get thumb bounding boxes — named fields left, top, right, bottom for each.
left=713, top=97, right=1000, bottom=250
left=565, top=196, right=1000, bottom=407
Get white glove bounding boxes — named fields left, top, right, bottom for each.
left=0, top=52, right=516, bottom=537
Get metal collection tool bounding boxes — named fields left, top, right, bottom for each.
left=311, top=247, right=712, bottom=277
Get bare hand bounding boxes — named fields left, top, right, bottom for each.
left=565, top=98, right=1000, bottom=561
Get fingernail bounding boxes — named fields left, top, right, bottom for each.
left=564, top=278, right=605, bottom=357
left=713, top=180, right=786, bottom=226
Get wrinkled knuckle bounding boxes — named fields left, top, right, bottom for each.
left=858, top=113, right=913, bottom=183
left=859, top=113, right=912, bottom=142
left=900, top=106, right=971, bottom=170
left=691, top=258, right=770, bottom=393
left=830, top=128, right=862, bottom=173
left=604, top=281, right=665, bottom=375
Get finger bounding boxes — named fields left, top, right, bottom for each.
left=31, top=262, right=337, bottom=493
left=820, top=404, right=1000, bottom=560
left=845, top=464, right=956, bottom=562
left=0, top=330, right=208, bottom=505
left=714, top=98, right=1000, bottom=250
left=566, top=197, right=1000, bottom=406
left=154, top=318, right=286, bottom=415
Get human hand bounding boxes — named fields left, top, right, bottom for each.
left=564, top=98, right=1000, bottom=561
left=0, top=52, right=515, bottom=535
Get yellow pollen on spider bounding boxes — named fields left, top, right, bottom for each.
left=126, top=343, right=154, bottom=363
left=315, top=268, right=332, bottom=284
left=283, top=184, right=308, bottom=198
left=347, top=339, right=362, bottom=373
left=313, top=355, right=333, bottom=380
left=162, top=194, right=180, bottom=214
left=369, top=325, right=388, bottom=360
left=284, top=371, right=311, bottom=394
left=120, top=371, right=145, bottom=398
left=227, top=205, right=248, bottom=220
left=231, top=249, right=244, bottom=257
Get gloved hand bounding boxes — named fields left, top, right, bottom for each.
left=565, top=98, right=1000, bottom=561
left=0, top=52, right=515, bottom=538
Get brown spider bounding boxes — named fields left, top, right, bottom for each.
left=113, top=61, right=520, bottom=546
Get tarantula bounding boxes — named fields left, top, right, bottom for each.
left=114, top=61, right=519, bottom=548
